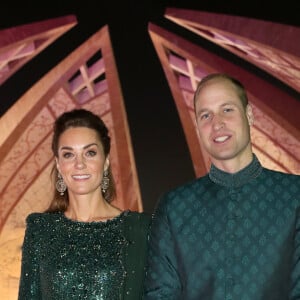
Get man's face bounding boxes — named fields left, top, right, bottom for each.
left=194, top=78, right=253, bottom=169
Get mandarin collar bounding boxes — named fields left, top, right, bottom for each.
left=209, top=154, right=262, bottom=188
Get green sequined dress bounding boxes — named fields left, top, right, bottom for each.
left=143, top=155, right=300, bottom=299
left=18, top=210, right=150, bottom=300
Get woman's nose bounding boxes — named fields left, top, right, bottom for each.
left=75, top=155, right=86, bottom=168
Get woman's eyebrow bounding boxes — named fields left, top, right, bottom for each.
left=59, top=143, right=98, bottom=151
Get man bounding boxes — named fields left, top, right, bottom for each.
left=143, top=73, right=300, bottom=299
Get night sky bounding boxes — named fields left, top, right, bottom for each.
left=0, top=0, right=299, bottom=212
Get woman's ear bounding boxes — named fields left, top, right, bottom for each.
left=246, top=104, right=254, bottom=126
left=104, top=156, right=110, bottom=171
left=55, top=157, right=60, bottom=173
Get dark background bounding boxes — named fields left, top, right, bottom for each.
left=0, top=0, right=299, bottom=212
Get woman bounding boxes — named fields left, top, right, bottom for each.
left=18, top=109, right=151, bottom=300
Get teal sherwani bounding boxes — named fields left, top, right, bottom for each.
left=144, top=155, right=300, bottom=299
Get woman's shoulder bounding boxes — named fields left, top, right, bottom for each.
left=123, top=210, right=152, bottom=235
left=123, top=211, right=151, bottom=244
left=25, top=211, right=60, bottom=226
left=124, top=210, right=151, bottom=224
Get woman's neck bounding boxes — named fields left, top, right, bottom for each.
left=65, top=194, right=122, bottom=222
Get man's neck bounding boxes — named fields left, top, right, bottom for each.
left=211, top=153, right=254, bottom=174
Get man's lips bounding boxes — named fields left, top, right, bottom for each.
left=213, top=135, right=230, bottom=143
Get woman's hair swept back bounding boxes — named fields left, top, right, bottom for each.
left=51, top=109, right=111, bottom=157
left=193, top=73, right=249, bottom=110
left=46, top=108, right=116, bottom=213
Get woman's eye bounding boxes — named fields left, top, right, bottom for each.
left=86, top=150, right=97, bottom=157
left=62, top=152, right=73, bottom=159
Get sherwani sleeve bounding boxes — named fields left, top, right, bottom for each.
left=143, top=197, right=182, bottom=299
left=18, top=215, right=42, bottom=300
left=290, top=206, right=300, bottom=299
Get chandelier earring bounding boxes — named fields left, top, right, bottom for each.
left=56, top=173, right=67, bottom=196
left=101, top=169, right=110, bottom=194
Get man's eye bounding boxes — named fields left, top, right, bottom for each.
left=224, top=108, right=233, bottom=113
left=200, top=113, right=210, bottom=120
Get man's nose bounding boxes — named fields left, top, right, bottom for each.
left=212, top=115, right=225, bottom=130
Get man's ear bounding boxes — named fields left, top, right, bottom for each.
left=246, top=104, right=254, bottom=126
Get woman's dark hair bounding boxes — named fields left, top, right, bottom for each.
left=46, top=109, right=116, bottom=212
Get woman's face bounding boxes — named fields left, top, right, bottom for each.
left=56, top=127, right=108, bottom=197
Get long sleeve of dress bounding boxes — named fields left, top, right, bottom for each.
left=18, top=214, right=42, bottom=300
left=122, top=212, right=151, bottom=300
left=143, top=199, right=182, bottom=299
